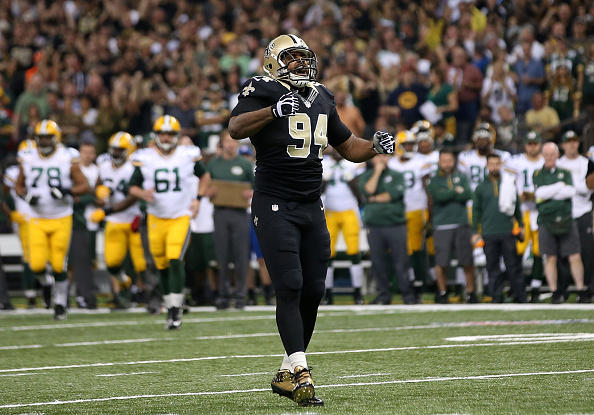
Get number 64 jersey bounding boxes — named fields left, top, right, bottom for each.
left=131, top=145, right=202, bottom=219
left=97, top=157, right=141, bottom=223
left=19, top=144, right=77, bottom=219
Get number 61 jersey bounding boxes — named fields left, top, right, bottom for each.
left=231, top=76, right=352, bottom=202
left=19, top=144, right=77, bottom=219
left=131, top=145, right=202, bottom=219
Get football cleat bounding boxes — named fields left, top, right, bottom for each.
left=53, top=304, right=66, bottom=321
left=167, top=307, right=181, bottom=330
left=292, top=366, right=315, bottom=405
left=271, top=369, right=294, bottom=399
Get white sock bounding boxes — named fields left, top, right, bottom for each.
left=530, top=279, right=542, bottom=289
left=280, top=353, right=292, bottom=371
left=54, top=280, right=68, bottom=307
left=325, top=267, right=334, bottom=289
left=163, top=294, right=172, bottom=308
left=351, top=264, right=363, bottom=288
left=408, top=267, right=415, bottom=281
left=24, top=289, right=36, bottom=299
left=288, top=351, right=308, bottom=371
left=170, top=293, right=184, bottom=308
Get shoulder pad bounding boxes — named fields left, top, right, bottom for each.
left=131, top=148, right=151, bottom=166
left=185, top=145, right=202, bottom=162
left=96, top=153, right=111, bottom=166
left=66, top=146, right=80, bottom=161
left=312, top=82, right=335, bottom=100
left=238, top=76, right=290, bottom=100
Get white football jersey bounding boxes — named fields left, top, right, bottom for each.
left=388, top=155, right=433, bottom=212
left=505, top=153, right=544, bottom=213
left=80, top=163, right=100, bottom=231
left=557, top=155, right=593, bottom=218
left=458, top=149, right=511, bottom=191
left=322, top=157, right=361, bottom=212
left=587, top=146, right=594, bottom=162
left=19, top=145, right=77, bottom=219
left=189, top=176, right=214, bottom=233
left=98, top=158, right=141, bottom=224
left=132, top=145, right=202, bottom=219
left=416, top=150, right=439, bottom=175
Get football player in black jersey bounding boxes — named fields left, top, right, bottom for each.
left=229, top=34, right=394, bottom=407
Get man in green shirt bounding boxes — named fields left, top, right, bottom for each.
left=426, top=149, right=476, bottom=303
left=358, top=155, right=414, bottom=304
left=472, top=153, right=525, bottom=303
left=206, top=130, right=255, bottom=309
left=533, top=142, right=586, bottom=303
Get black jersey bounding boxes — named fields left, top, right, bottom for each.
left=231, top=76, right=351, bottom=201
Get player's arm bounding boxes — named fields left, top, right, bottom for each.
left=70, top=163, right=91, bottom=196
left=128, top=166, right=154, bottom=203
left=194, top=161, right=211, bottom=198
left=15, top=164, right=26, bottom=199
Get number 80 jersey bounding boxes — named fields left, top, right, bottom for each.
left=131, top=146, right=202, bottom=219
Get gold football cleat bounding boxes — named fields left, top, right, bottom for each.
left=292, top=366, right=315, bottom=405
left=271, top=369, right=294, bottom=398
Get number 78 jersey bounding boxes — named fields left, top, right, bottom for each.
left=131, top=146, right=202, bottom=219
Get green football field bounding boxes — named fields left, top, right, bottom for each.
left=0, top=304, right=593, bottom=414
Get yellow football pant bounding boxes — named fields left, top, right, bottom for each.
left=516, top=211, right=540, bottom=256
left=405, top=210, right=434, bottom=255
left=104, top=221, right=147, bottom=273
left=147, top=214, right=190, bottom=270
left=28, top=215, right=72, bottom=274
left=16, top=220, right=30, bottom=264
left=424, top=209, right=435, bottom=256
left=325, top=209, right=360, bottom=257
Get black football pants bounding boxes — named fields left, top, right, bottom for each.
left=251, top=192, right=330, bottom=356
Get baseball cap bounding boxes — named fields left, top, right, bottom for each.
left=525, top=131, right=542, bottom=143
left=561, top=130, right=578, bottom=142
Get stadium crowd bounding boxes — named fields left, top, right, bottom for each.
left=1, top=0, right=594, bottom=313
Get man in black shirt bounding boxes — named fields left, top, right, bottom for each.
left=229, top=34, right=394, bottom=407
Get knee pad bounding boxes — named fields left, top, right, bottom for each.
left=303, top=279, right=325, bottom=303
left=275, top=287, right=301, bottom=305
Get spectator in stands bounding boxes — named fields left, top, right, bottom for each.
left=358, top=155, right=413, bottom=304
left=12, top=74, right=49, bottom=142
left=481, top=60, right=516, bottom=126
left=448, top=47, right=483, bottom=145
left=472, top=153, right=525, bottom=303
left=427, top=149, right=476, bottom=303
left=334, top=89, right=366, bottom=138
left=167, top=86, right=199, bottom=143
left=513, top=40, right=546, bottom=115
left=0, top=87, right=14, bottom=156
left=427, top=67, right=458, bottom=137
left=525, top=92, right=561, bottom=141
left=385, top=68, right=427, bottom=128
left=196, top=84, right=230, bottom=151
left=546, top=65, right=580, bottom=125
left=533, top=142, right=587, bottom=303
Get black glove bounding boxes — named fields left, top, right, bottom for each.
left=271, top=92, right=299, bottom=118
left=372, top=131, right=395, bottom=154
left=49, top=186, right=71, bottom=200
left=22, top=193, right=39, bottom=206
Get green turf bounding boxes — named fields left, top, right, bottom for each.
left=0, top=307, right=593, bottom=414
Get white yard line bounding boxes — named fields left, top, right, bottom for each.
left=0, top=372, right=41, bottom=377
left=220, top=372, right=270, bottom=377
left=57, top=338, right=171, bottom=347
left=1, top=319, right=591, bottom=351
left=1, top=369, right=592, bottom=409
left=96, top=371, right=156, bottom=377
left=0, top=344, right=42, bottom=350
left=1, top=337, right=594, bottom=374
left=338, top=373, right=392, bottom=379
